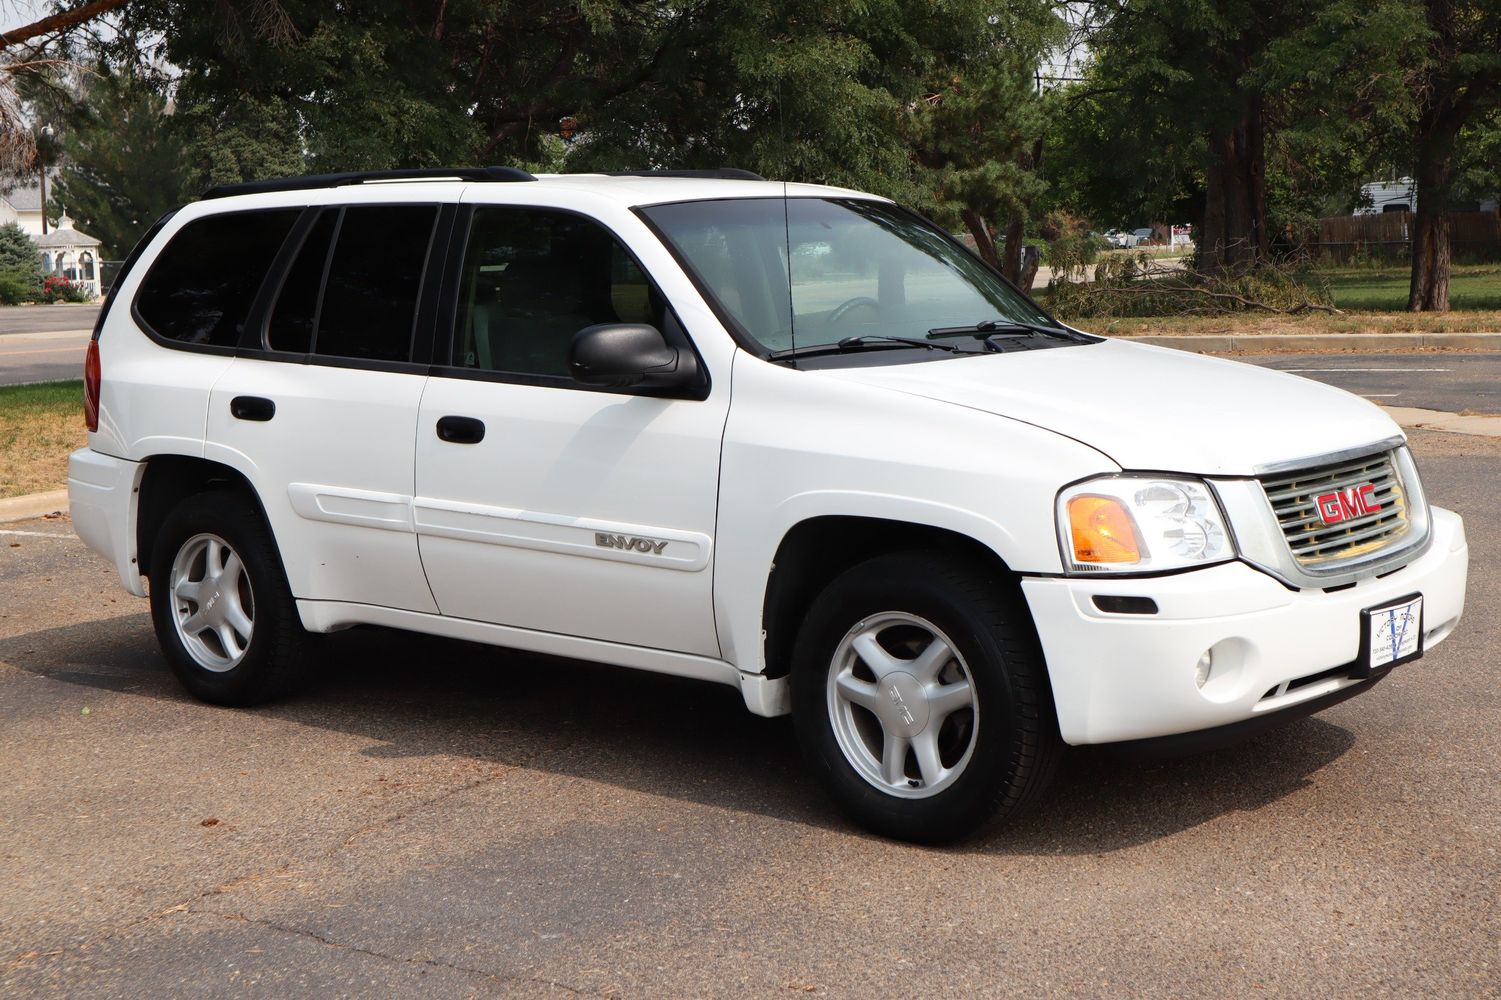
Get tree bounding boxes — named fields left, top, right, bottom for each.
left=1061, top=0, right=1422, bottom=273
left=0, top=220, right=40, bottom=302
left=906, top=3, right=1065, bottom=283
left=38, top=62, right=195, bottom=257
left=113, top=0, right=1071, bottom=285
left=0, top=0, right=132, bottom=175
left=1403, top=0, right=1501, bottom=311
left=0, top=220, right=38, bottom=271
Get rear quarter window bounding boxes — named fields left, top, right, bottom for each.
left=134, top=209, right=302, bottom=348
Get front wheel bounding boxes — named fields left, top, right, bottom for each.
left=791, top=552, right=1061, bottom=842
left=149, top=491, right=309, bottom=706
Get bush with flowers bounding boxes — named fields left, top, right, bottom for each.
left=40, top=274, right=91, bottom=303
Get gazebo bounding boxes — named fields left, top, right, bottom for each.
left=34, top=211, right=104, bottom=298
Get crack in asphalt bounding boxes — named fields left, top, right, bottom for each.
left=1, top=869, right=287, bottom=975
left=196, top=910, right=592, bottom=996
left=3, top=763, right=548, bottom=985
left=335, top=762, right=526, bottom=852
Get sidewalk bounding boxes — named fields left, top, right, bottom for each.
left=1109, top=331, right=1501, bottom=353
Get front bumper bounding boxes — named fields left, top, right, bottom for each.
left=1022, top=505, right=1468, bottom=745
left=68, top=448, right=146, bottom=597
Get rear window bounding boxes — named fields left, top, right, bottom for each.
left=265, top=204, right=438, bottom=362
left=314, top=206, right=437, bottom=363
left=134, top=209, right=301, bottom=348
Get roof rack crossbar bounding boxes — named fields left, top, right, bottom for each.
left=202, top=166, right=537, bottom=200
left=600, top=168, right=766, bottom=181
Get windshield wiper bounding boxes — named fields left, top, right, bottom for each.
left=766, top=335, right=967, bottom=362
left=928, top=319, right=1092, bottom=343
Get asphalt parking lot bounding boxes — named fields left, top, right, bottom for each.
left=1, top=428, right=1497, bottom=998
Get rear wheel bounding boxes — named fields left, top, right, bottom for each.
left=792, top=552, right=1060, bottom=842
left=149, top=492, right=308, bottom=705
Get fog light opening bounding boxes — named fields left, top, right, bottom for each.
left=1194, top=650, right=1214, bottom=689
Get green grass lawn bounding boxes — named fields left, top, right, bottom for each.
left=0, top=380, right=86, bottom=498
left=1051, top=260, right=1501, bottom=336
left=1316, top=263, right=1501, bottom=311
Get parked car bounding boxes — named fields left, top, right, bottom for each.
left=70, top=168, right=1468, bottom=842
left=1131, top=227, right=1156, bottom=247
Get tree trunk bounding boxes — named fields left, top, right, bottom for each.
left=1000, top=214, right=1025, bottom=284
left=961, top=209, right=998, bottom=269
left=1018, top=249, right=1041, bottom=292
left=1408, top=112, right=1461, bottom=312
left=1197, top=96, right=1267, bottom=274
left=1013, top=137, right=1045, bottom=290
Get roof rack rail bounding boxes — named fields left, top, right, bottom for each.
left=201, top=166, right=537, bottom=200
left=600, top=168, right=766, bottom=181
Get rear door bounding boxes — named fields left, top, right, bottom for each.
left=205, top=198, right=454, bottom=612
left=412, top=198, right=730, bottom=655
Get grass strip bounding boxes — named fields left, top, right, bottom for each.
left=0, top=380, right=86, bottom=499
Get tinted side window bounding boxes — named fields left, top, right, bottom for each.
left=134, top=210, right=301, bottom=347
left=266, top=209, right=338, bottom=354
left=313, top=205, right=437, bottom=363
left=455, top=207, right=664, bottom=377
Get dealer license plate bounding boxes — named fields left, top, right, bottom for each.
left=1361, top=594, right=1424, bottom=672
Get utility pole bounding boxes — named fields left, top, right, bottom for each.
left=38, top=124, right=53, bottom=235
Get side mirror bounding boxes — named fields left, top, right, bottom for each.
left=567, top=323, right=699, bottom=390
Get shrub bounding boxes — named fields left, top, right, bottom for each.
left=0, top=221, right=38, bottom=273
left=39, top=275, right=89, bottom=303
left=0, top=266, right=37, bottom=305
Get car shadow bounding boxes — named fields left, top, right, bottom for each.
left=1, top=616, right=1357, bottom=855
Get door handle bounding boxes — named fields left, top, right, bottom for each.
left=230, top=396, right=275, bottom=421
left=436, top=415, right=486, bottom=444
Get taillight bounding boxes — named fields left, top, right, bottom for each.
left=84, top=339, right=101, bottom=432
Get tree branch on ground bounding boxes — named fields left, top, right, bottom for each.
left=1047, top=252, right=1344, bottom=318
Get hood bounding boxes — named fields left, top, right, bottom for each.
left=811, top=339, right=1402, bottom=477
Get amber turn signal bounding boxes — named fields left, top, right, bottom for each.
left=1068, top=495, right=1141, bottom=564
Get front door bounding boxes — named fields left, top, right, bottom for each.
left=413, top=204, right=727, bottom=655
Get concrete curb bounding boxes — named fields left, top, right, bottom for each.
left=1381, top=406, right=1501, bottom=438
left=1114, top=332, right=1501, bottom=353
left=0, top=489, right=69, bottom=524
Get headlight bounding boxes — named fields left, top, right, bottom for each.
left=1057, top=476, right=1234, bottom=574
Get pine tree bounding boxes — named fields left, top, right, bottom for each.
left=0, top=220, right=40, bottom=304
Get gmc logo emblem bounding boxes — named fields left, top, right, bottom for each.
left=1315, top=484, right=1381, bottom=525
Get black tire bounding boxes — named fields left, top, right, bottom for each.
left=791, top=551, right=1061, bottom=843
left=148, top=490, right=308, bottom=706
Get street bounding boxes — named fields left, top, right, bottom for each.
left=0, top=305, right=101, bottom=337
left=0, top=305, right=98, bottom=386
left=1242, top=351, right=1501, bottom=414
left=1, top=428, right=1496, bottom=997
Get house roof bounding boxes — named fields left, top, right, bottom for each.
left=2, top=182, right=44, bottom=211
left=34, top=227, right=100, bottom=248
left=33, top=214, right=100, bottom=249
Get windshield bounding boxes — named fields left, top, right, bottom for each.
left=640, top=198, right=1056, bottom=356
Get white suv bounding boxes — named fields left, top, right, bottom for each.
left=68, top=168, right=1468, bottom=842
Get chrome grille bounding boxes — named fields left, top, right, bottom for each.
left=1259, top=451, right=1410, bottom=567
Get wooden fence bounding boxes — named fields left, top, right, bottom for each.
left=1315, top=210, right=1501, bottom=262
